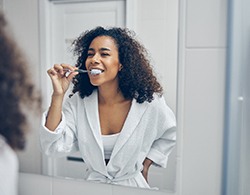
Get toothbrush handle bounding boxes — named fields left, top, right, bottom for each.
left=63, top=69, right=88, bottom=73
left=76, top=69, right=88, bottom=73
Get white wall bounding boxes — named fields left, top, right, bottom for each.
left=177, top=0, right=227, bottom=195
left=3, top=0, right=228, bottom=195
left=135, top=0, right=178, bottom=113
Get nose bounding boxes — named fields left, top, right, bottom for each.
left=91, top=54, right=100, bottom=64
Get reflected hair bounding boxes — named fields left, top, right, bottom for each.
left=71, top=26, right=163, bottom=103
left=0, top=12, right=41, bottom=150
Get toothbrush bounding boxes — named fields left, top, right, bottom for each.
left=64, top=69, right=102, bottom=75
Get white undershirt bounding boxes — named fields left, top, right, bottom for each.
left=102, top=133, right=120, bottom=159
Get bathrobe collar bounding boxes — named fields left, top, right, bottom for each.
left=83, top=90, right=149, bottom=161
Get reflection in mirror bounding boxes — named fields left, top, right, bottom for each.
left=12, top=0, right=178, bottom=192
left=38, top=1, right=178, bottom=192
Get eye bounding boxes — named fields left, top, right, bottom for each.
left=87, top=53, right=94, bottom=57
left=101, top=53, right=110, bottom=56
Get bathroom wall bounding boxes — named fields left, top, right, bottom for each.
left=177, top=0, right=227, bottom=194
left=134, top=0, right=179, bottom=112
left=2, top=0, right=227, bottom=195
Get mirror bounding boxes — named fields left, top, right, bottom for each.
left=4, top=0, right=178, bottom=193
left=39, top=0, right=178, bottom=191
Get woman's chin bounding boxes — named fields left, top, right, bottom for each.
left=90, top=81, right=101, bottom=86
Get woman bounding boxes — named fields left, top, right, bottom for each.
left=0, top=12, right=41, bottom=195
left=40, top=27, right=176, bottom=188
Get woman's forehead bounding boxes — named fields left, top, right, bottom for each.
left=89, top=36, right=118, bottom=50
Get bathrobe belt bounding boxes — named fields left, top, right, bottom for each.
left=86, top=169, right=141, bottom=183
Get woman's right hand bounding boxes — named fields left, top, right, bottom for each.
left=47, top=63, right=79, bottom=96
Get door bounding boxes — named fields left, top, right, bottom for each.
left=51, top=0, right=125, bottom=65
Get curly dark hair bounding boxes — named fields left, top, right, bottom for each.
left=71, top=26, right=163, bottom=103
left=0, top=12, right=41, bottom=150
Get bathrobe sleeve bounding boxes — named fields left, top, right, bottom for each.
left=146, top=96, right=176, bottom=168
left=40, top=96, right=79, bottom=157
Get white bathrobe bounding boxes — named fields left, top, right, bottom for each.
left=0, top=135, right=18, bottom=195
left=40, top=90, right=176, bottom=188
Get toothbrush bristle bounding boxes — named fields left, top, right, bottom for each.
left=90, top=69, right=102, bottom=75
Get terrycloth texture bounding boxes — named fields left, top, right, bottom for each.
left=40, top=90, right=176, bottom=188
left=0, top=135, right=18, bottom=195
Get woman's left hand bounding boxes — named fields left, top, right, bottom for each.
left=142, top=158, right=153, bottom=182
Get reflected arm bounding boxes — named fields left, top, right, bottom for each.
left=142, top=157, right=153, bottom=182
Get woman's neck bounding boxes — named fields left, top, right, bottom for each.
left=98, top=85, right=125, bottom=105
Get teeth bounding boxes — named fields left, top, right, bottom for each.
left=90, top=69, right=102, bottom=75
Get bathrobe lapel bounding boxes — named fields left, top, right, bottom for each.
left=110, top=99, right=149, bottom=160
left=83, top=91, right=105, bottom=161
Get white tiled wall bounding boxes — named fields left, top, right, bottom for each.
left=186, top=0, right=227, bottom=47
left=182, top=49, right=225, bottom=194
left=178, top=0, right=227, bottom=195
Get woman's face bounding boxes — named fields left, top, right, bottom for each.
left=85, top=36, right=122, bottom=87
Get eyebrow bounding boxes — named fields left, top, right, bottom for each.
left=88, top=47, right=111, bottom=52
